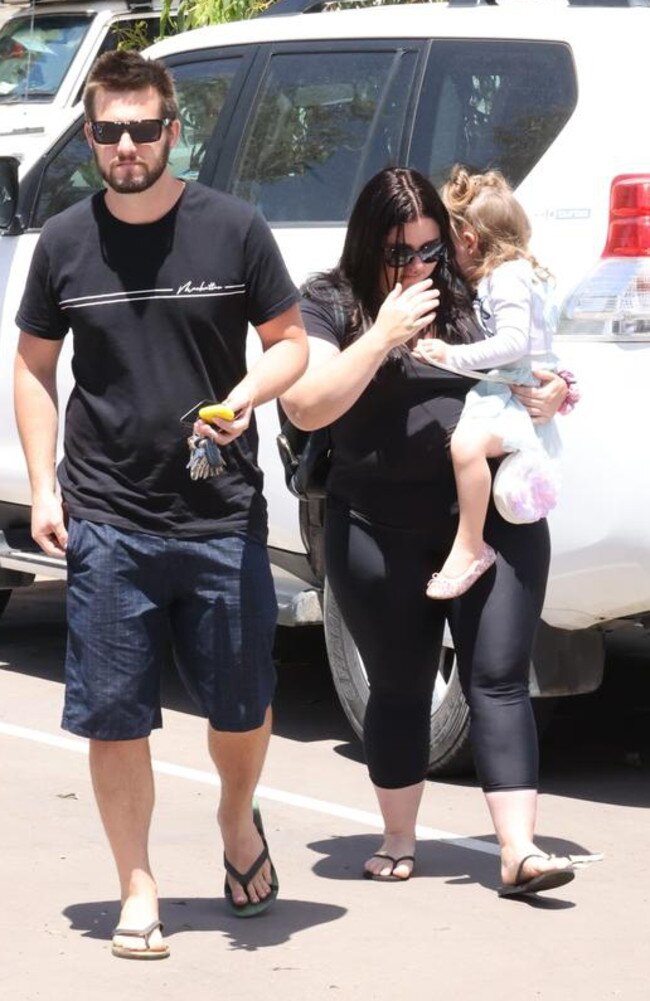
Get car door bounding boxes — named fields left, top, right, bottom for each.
left=203, top=38, right=426, bottom=551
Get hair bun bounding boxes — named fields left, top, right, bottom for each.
left=444, top=164, right=475, bottom=212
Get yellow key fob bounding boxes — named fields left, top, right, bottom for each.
left=198, top=403, right=236, bottom=423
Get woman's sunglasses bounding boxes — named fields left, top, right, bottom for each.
left=90, top=118, right=172, bottom=145
left=383, top=239, right=446, bottom=269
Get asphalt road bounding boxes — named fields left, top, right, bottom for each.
left=1, top=582, right=649, bottom=1001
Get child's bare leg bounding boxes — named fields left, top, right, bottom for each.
left=441, top=424, right=505, bottom=577
left=426, top=425, right=504, bottom=599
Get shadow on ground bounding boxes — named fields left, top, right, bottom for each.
left=2, top=581, right=649, bottom=808
left=305, top=832, right=598, bottom=910
left=63, top=894, right=346, bottom=951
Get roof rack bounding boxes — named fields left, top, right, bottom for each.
left=0, top=0, right=155, bottom=7
left=567, top=0, right=650, bottom=6
left=257, top=0, right=498, bottom=12
left=259, top=0, right=325, bottom=14
left=259, top=0, right=649, bottom=14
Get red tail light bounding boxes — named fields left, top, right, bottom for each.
left=603, top=175, right=650, bottom=257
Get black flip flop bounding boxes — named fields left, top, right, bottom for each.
left=224, top=801, right=279, bottom=917
left=363, top=852, right=415, bottom=882
left=498, top=853, right=575, bottom=898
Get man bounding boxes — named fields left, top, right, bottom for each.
left=14, top=50, right=307, bottom=960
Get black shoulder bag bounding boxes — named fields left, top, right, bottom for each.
left=276, top=295, right=346, bottom=500
left=276, top=412, right=331, bottom=501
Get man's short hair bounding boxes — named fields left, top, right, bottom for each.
left=83, top=50, right=179, bottom=122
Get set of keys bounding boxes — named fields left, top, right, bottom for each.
left=181, top=403, right=236, bottom=481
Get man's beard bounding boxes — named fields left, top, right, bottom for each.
left=97, top=137, right=170, bottom=194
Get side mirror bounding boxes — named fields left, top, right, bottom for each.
left=0, top=157, right=21, bottom=233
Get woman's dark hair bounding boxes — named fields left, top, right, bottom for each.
left=303, top=167, right=479, bottom=347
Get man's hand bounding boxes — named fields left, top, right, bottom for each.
left=194, top=385, right=254, bottom=445
left=32, top=492, right=67, bottom=557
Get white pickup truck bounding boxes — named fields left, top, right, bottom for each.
left=1, top=0, right=649, bottom=773
left=0, top=0, right=166, bottom=173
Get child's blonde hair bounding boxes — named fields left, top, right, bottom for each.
left=442, top=165, right=548, bottom=281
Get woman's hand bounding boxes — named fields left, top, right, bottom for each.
left=512, top=369, right=569, bottom=424
left=372, top=280, right=440, bottom=350
left=411, top=337, right=448, bottom=366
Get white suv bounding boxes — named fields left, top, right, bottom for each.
left=1, top=0, right=649, bottom=773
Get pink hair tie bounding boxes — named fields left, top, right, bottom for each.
left=557, top=369, right=580, bottom=415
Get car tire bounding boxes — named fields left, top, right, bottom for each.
left=0, top=589, right=12, bottom=621
left=323, top=580, right=475, bottom=778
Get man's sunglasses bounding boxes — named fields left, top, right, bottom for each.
left=90, top=118, right=172, bottom=145
left=383, top=239, right=446, bottom=269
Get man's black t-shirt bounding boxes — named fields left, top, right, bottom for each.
left=301, top=295, right=477, bottom=529
left=16, top=183, right=298, bottom=540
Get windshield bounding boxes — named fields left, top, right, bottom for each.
left=0, top=13, right=93, bottom=103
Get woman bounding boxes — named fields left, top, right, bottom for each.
left=281, top=167, right=578, bottom=896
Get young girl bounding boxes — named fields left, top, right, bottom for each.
left=414, top=166, right=570, bottom=600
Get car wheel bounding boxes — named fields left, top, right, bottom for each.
left=323, top=580, right=474, bottom=778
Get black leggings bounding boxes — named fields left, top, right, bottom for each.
left=324, top=500, right=550, bottom=792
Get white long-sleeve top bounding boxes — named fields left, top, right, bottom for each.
left=445, top=258, right=555, bottom=372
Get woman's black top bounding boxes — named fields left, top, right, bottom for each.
left=301, top=295, right=477, bottom=529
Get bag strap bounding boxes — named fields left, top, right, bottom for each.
left=431, top=358, right=514, bottom=385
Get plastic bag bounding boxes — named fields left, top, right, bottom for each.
left=492, top=448, right=561, bottom=525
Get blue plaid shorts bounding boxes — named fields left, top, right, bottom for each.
left=62, top=518, right=277, bottom=739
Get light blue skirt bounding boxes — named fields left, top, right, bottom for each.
left=456, top=359, right=562, bottom=458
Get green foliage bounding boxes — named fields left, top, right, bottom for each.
left=160, top=0, right=273, bottom=37
left=114, top=20, right=155, bottom=52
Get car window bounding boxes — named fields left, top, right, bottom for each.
left=31, top=54, right=243, bottom=227
left=101, top=15, right=163, bottom=55
left=31, top=123, right=101, bottom=227
left=0, top=13, right=93, bottom=103
left=70, top=15, right=165, bottom=105
left=410, top=40, right=577, bottom=188
left=170, top=56, right=244, bottom=180
left=228, top=45, right=419, bottom=224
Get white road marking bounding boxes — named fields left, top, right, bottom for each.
left=0, top=720, right=499, bottom=857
